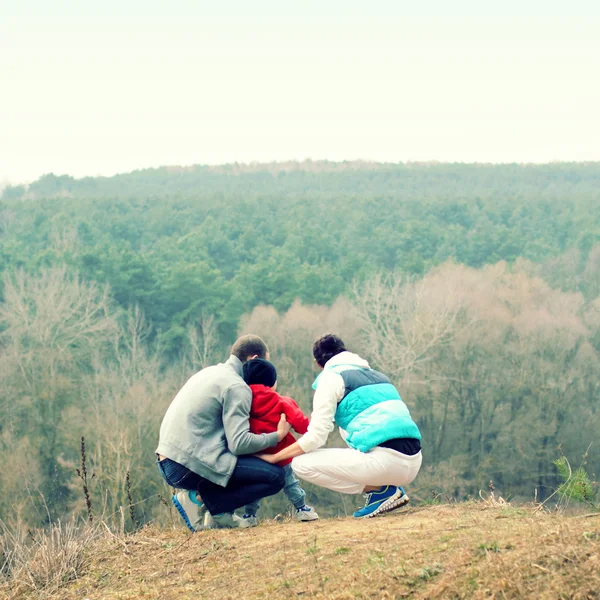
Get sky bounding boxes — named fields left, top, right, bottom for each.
left=1, top=0, right=599, bottom=184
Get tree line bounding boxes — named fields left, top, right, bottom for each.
left=1, top=162, right=598, bottom=356
left=0, top=162, right=598, bottom=527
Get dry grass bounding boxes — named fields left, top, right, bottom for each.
left=0, top=519, right=101, bottom=599
left=5, top=503, right=600, bottom=599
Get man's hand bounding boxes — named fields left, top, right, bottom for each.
left=276, top=413, right=291, bottom=441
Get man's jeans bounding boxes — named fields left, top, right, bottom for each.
left=157, top=456, right=285, bottom=516
left=244, top=464, right=306, bottom=516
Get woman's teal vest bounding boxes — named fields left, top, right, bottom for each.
left=313, top=364, right=421, bottom=453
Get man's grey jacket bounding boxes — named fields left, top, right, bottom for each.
left=156, top=355, right=279, bottom=486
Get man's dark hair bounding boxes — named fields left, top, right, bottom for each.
left=312, top=334, right=347, bottom=368
left=231, top=334, right=269, bottom=363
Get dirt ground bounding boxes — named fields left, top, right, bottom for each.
left=8, top=502, right=600, bottom=599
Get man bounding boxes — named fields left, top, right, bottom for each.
left=156, top=334, right=289, bottom=531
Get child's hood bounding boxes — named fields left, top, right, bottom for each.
left=248, top=384, right=283, bottom=418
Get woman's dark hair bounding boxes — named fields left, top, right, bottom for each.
left=312, top=334, right=347, bottom=367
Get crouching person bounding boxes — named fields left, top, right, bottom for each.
left=258, top=334, right=422, bottom=519
left=156, top=335, right=289, bottom=531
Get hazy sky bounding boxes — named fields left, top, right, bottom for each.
left=1, top=0, right=599, bottom=183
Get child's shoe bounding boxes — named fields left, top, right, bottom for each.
left=295, top=505, right=319, bottom=521
left=204, top=512, right=242, bottom=529
left=238, top=514, right=258, bottom=528
left=353, top=486, right=409, bottom=519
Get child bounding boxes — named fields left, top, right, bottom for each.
left=239, top=358, right=319, bottom=527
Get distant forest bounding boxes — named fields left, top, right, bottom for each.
left=2, top=162, right=599, bottom=352
left=1, top=162, right=599, bottom=527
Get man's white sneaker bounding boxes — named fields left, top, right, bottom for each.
left=204, top=512, right=242, bottom=529
left=172, top=491, right=206, bottom=532
left=295, top=505, right=319, bottom=521
left=238, top=514, right=258, bottom=528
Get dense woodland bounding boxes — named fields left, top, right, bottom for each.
left=0, top=161, right=599, bottom=528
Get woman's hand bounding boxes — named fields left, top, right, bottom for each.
left=255, top=452, right=279, bottom=464
left=257, top=441, right=306, bottom=464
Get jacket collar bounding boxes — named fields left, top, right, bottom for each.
left=226, top=354, right=244, bottom=376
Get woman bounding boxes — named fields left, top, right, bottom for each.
left=258, top=334, right=422, bottom=518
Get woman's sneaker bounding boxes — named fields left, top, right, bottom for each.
left=238, top=514, right=258, bottom=528
left=295, top=505, right=319, bottom=521
left=172, top=491, right=206, bottom=532
left=353, top=486, right=409, bottom=519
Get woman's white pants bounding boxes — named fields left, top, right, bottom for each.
left=291, top=447, right=422, bottom=495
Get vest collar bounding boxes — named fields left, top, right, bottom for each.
left=312, top=351, right=370, bottom=389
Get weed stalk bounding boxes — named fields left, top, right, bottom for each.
left=126, top=470, right=140, bottom=530
left=76, top=436, right=94, bottom=523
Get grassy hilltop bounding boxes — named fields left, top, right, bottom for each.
left=6, top=502, right=599, bottom=600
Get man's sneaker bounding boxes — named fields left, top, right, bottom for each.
left=295, top=505, right=319, bottom=521
left=238, top=514, right=258, bottom=528
left=172, top=491, right=206, bottom=532
left=353, top=486, right=409, bottom=519
left=204, top=512, right=242, bottom=529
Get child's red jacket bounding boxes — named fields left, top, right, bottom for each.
left=248, top=384, right=310, bottom=466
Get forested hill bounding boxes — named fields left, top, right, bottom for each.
left=1, top=162, right=599, bottom=352
left=2, top=161, right=599, bottom=528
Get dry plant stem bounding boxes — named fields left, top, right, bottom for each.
left=125, top=470, right=140, bottom=530
left=76, top=436, right=94, bottom=523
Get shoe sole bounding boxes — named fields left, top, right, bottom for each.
left=172, top=495, right=196, bottom=532
left=377, top=492, right=410, bottom=516
left=355, top=490, right=410, bottom=519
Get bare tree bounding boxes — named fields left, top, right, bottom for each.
left=49, top=222, right=80, bottom=258
left=351, top=271, right=464, bottom=378
left=184, top=311, right=219, bottom=371
left=0, top=266, right=118, bottom=521
left=0, top=267, right=116, bottom=374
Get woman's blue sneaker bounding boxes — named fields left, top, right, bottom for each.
left=353, top=486, right=409, bottom=519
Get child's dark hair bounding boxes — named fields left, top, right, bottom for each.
left=312, top=334, right=347, bottom=368
left=243, top=358, right=277, bottom=387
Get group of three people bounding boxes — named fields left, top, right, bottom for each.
left=156, top=333, right=422, bottom=530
